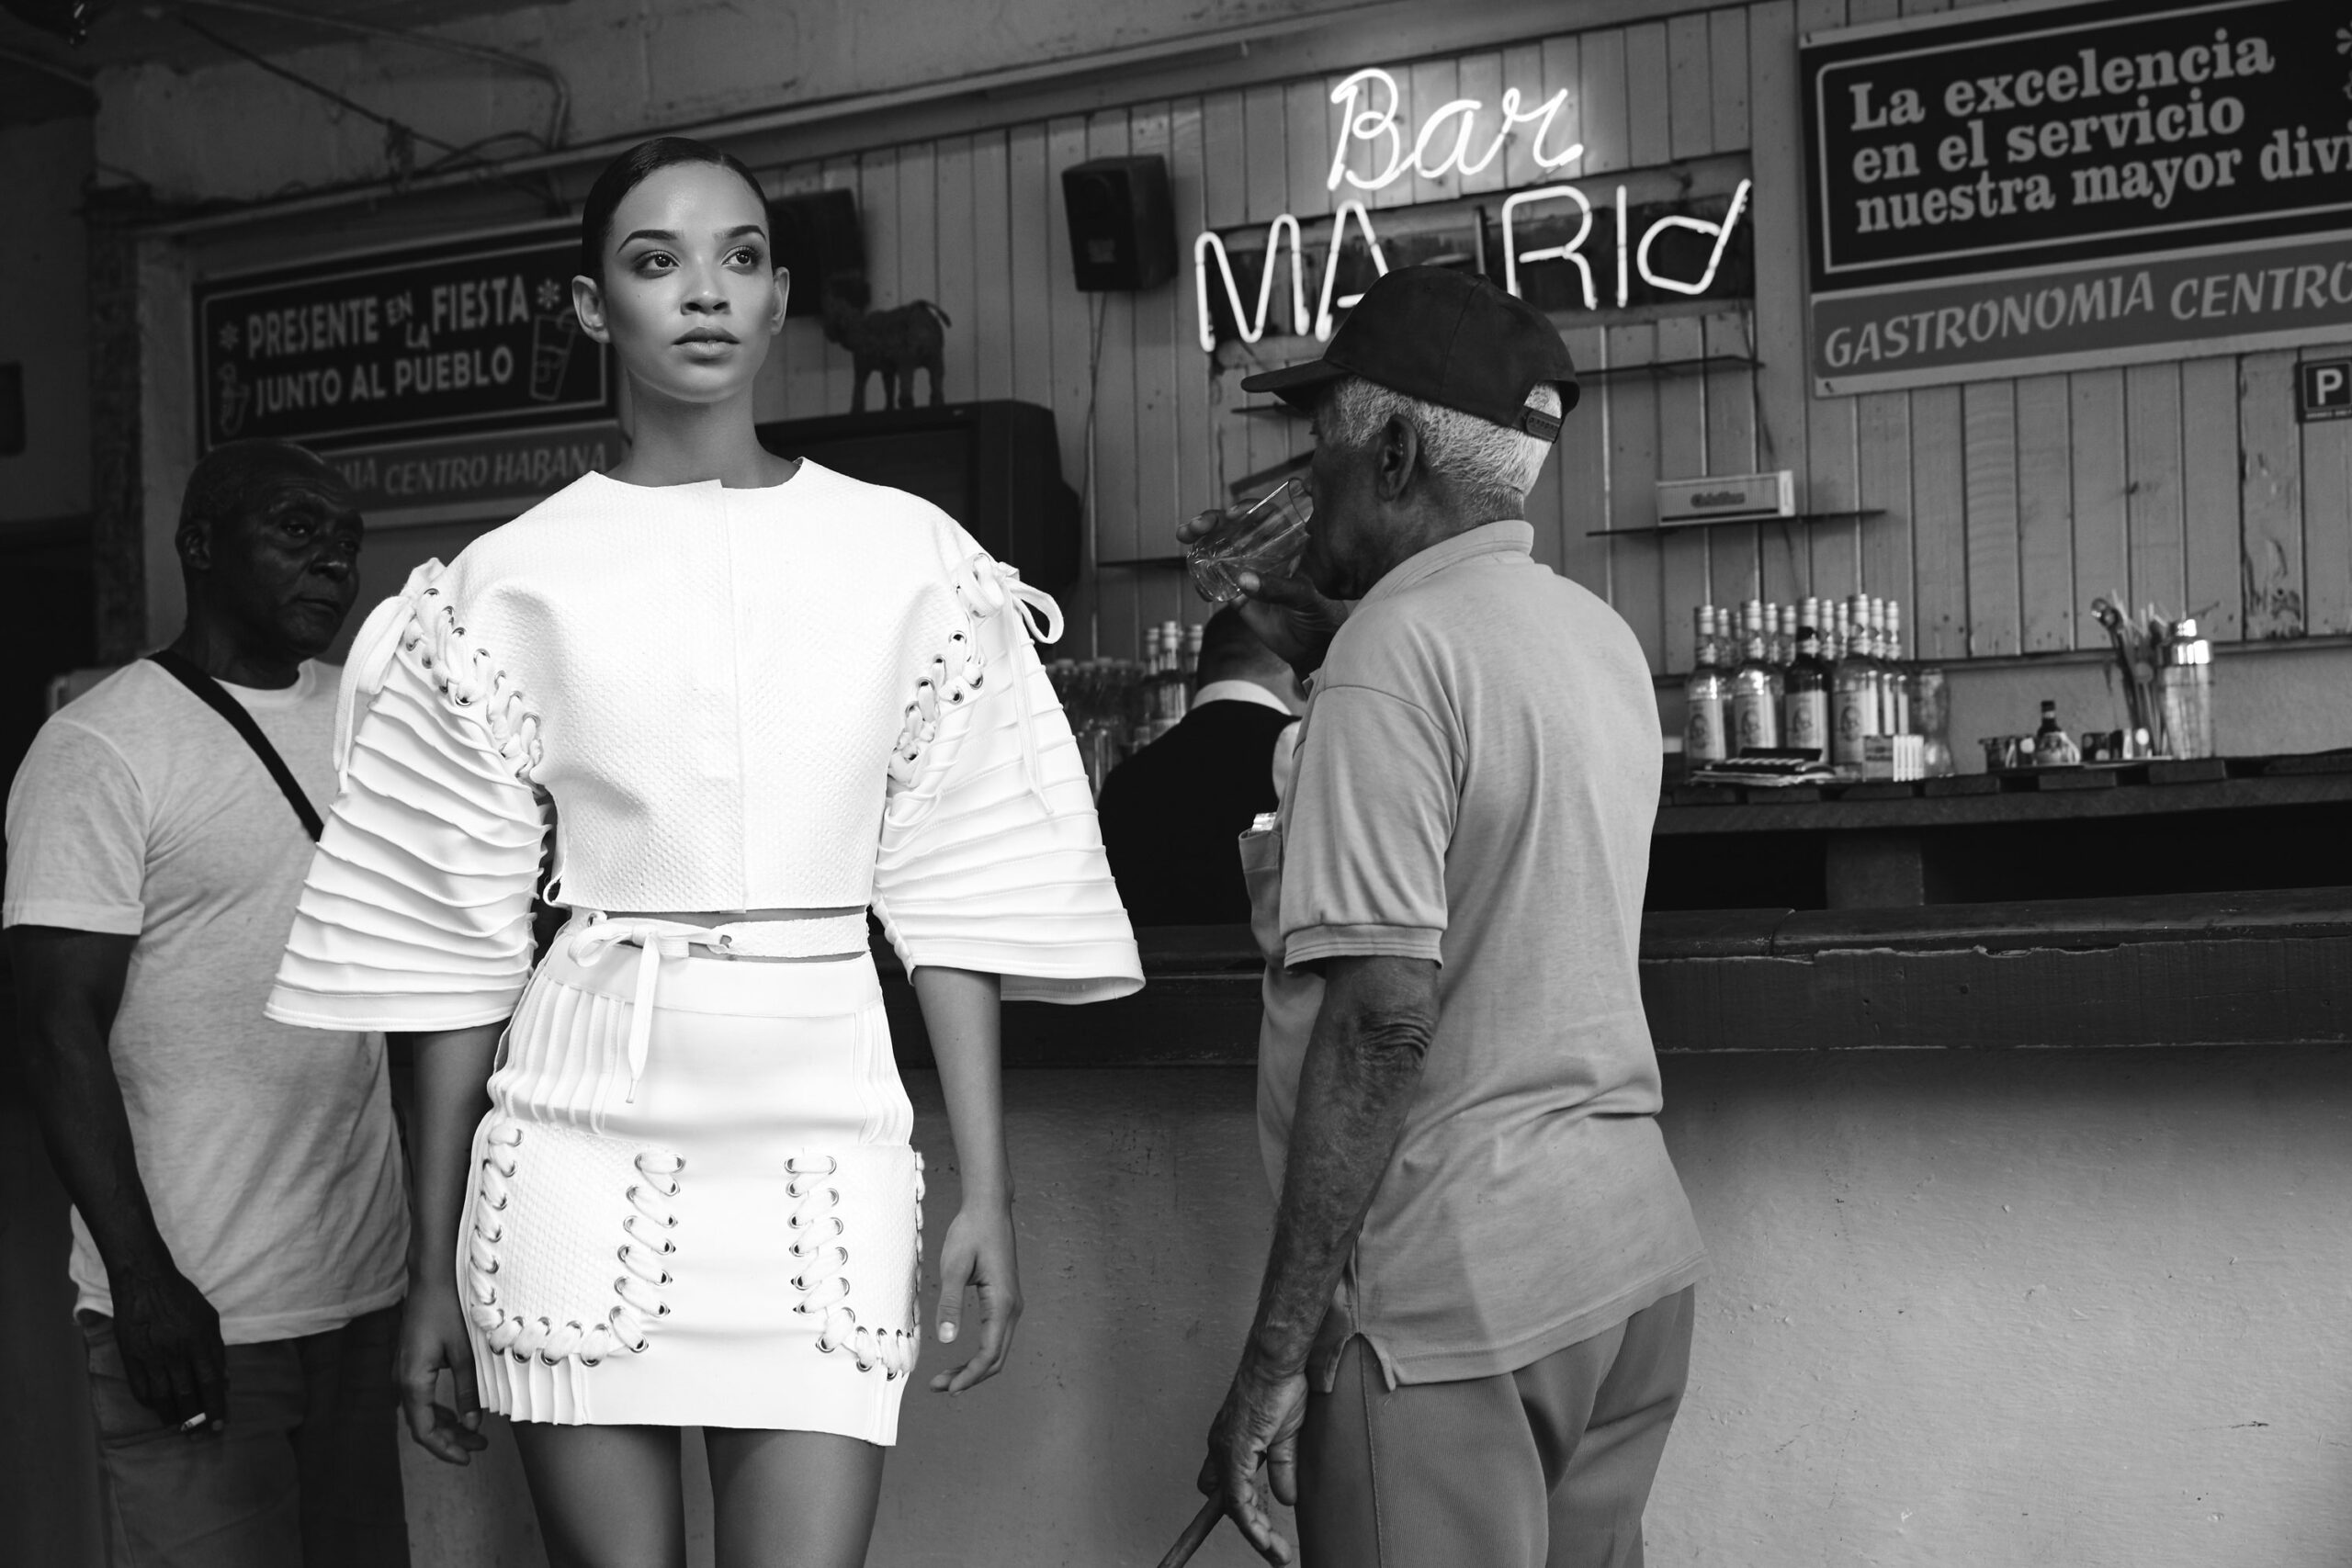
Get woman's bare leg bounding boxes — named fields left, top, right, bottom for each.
left=703, top=1427, right=886, bottom=1568
left=512, top=1422, right=687, bottom=1568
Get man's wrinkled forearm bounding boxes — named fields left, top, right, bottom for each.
left=1246, top=958, right=1436, bottom=1376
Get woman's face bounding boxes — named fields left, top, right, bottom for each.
left=572, top=161, right=788, bottom=406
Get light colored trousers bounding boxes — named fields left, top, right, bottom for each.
left=1297, top=1286, right=1696, bottom=1568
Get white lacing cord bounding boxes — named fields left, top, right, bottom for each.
left=786, top=1155, right=917, bottom=1380
left=338, top=562, right=544, bottom=786
left=566, top=916, right=719, bottom=1102
left=463, top=1120, right=684, bottom=1368
left=948, top=552, right=1068, bottom=814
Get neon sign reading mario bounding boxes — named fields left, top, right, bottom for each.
left=1193, top=66, right=1753, bottom=353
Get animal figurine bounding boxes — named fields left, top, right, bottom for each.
left=819, top=276, right=951, bottom=412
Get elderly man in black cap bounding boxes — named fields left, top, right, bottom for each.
left=1193, top=266, right=1707, bottom=1568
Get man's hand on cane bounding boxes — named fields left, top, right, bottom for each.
left=1198, top=1351, right=1308, bottom=1565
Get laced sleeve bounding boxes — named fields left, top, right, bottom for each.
left=870, top=551, right=1142, bottom=1004
left=265, top=561, right=549, bottom=1032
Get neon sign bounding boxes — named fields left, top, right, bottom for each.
left=1191, top=65, right=1754, bottom=353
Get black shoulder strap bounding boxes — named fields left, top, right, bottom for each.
left=145, top=649, right=325, bottom=842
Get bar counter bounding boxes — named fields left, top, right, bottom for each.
left=882, top=883, right=2352, bottom=1066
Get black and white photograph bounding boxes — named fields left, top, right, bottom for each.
left=0, top=1, right=2346, bottom=1564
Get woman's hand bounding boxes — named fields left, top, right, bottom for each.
left=398, top=1277, right=488, bottom=1464
left=930, top=1201, right=1022, bottom=1394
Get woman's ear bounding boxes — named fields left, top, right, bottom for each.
left=571, top=274, right=610, bottom=344
left=769, top=266, right=792, bottom=336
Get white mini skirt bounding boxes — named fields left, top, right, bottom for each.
left=458, top=917, right=923, bottom=1441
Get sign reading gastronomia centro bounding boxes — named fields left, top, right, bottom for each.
left=1803, top=0, right=2352, bottom=395
left=194, top=221, right=610, bottom=452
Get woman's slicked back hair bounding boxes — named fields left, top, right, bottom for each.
left=578, top=136, right=770, bottom=281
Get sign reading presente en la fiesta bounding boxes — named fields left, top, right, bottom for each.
left=193, top=221, right=612, bottom=452
left=1192, top=67, right=1754, bottom=355
left=1804, top=0, right=2352, bottom=395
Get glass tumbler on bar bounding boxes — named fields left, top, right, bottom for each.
left=1186, top=479, right=1313, bottom=604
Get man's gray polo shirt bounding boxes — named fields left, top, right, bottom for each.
left=1253, top=520, right=1705, bottom=1389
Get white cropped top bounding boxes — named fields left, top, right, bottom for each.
left=265, top=462, right=1141, bottom=1032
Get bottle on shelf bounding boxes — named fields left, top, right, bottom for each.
left=1684, top=605, right=1731, bottom=767
left=1160, top=619, right=1190, bottom=731
left=1884, top=599, right=1912, bottom=736
left=1778, top=603, right=1799, bottom=673
left=1832, top=593, right=1878, bottom=768
left=2030, top=698, right=2079, bottom=766
left=1783, top=622, right=1830, bottom=759
left=1732, top=601, right=1782, bottom=752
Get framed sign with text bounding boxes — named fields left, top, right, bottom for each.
left=194, top=221, right=610, bottom=452
left=1803, top=0, right=2352, bottom=395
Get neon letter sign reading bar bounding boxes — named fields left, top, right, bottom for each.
left=1327, top=68, right=1584, bottom=191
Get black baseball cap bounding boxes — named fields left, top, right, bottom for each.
left=1239, top=265, right=1579, bottom=439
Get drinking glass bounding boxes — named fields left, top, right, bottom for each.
left=1185, top=479, right=1313, bottom=604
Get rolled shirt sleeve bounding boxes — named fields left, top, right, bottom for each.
left=1277, top=679, right=1456, bottom=971
left=4, top=718, right=149, bottom=935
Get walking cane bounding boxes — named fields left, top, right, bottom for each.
left=1155, top=1495, right=1226, bottom=1568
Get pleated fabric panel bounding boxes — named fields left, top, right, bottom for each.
left=268, top=613, right=547, bottom=1032
left=871, top=605, right=1141, bottom=1005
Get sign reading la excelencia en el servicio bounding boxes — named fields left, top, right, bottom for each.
left=194, top=222, right=610, bottom=453
left=1803, top=0, right=2352, bottom=396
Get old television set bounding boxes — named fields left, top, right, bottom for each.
left=755, top=400, right=1081, bottom=592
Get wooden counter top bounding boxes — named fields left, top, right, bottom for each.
left=878, top=887, right=2352, bottom=1066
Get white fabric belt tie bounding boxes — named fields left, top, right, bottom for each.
left=565, top=911, right=870, bottom=1100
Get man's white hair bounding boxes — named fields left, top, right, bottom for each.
left=1319, top=375, right=1561, bottom=502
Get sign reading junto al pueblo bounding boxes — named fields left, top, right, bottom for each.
left=194, top=221, right=610, bottom=453
left=1803, top=0, right=2352, bottom=395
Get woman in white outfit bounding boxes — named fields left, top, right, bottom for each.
left=265, top=138, right=1141, bottom=1566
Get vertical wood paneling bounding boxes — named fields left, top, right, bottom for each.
left=1515, top=39, right=1565, bottom=186
left=1004, top=126, right=1055, bottom=414
left=1910, top=385, right=1970, bottom=659
left=932, top=136, right=978, bottom=407
left=818, top=157, right=861, bottom=414
left=1372, top=63, right=1416, bottom=212
left=1657, top=314, right=1710, bottom=670
left=1126, top=101, right=1183, bottom=635
left=1579, top=29, right=1629, bottom=175
left=894, top=141, right=938, bottom=313
left=1857, top=390, right=1913, bottom=615
left=2302, top=344, right=2352, bottom=635
left=856, top=147, right=900, bottom=411
left=1746, top=1, right=1806, bottom=616
left=2014, top=375, right=2075, bottom=651
left=1625, top=24, right=1673, bottom=170
left=1456, top=53, right=1508, bottom=197
left=1962, top=380, right=2020, bottom=656
left=1408, top=58, right=1458, bottom=209
left=2069, top=369, right=2129, bottom=638
left=1704, top=311, right=1759, bottom=606
left=1042, top=117, right=1096, bottom=650
left=1710, top=9, right=1751, bottom=151
left=1283, top=78, right=1335, bottom=220
left=1083, top=110, right=1139, bottom=662
left=1555, top=321, right=1611, bottom=592
left=2180, top=356, right=2242, bottom=638
left=2239, top=353, right=2306, bottom=639
left=1667, top=13, right=1713, bottom=161
left=968, top=133, right=1013, bottom=405
left=2124, top=363, right=2186, bottom=615
left=1607, top=321, right=1665, bottom=671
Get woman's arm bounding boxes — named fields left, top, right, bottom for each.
left=910, top=965, right=1022, bottom=1393
left=393, top=1021, right=503, bottom=1462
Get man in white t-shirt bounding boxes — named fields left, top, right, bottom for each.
left=6, top=441, right=413, bottom=1567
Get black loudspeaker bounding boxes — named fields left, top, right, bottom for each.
left=1060, top=155, right=1175, bottom=292
left=767, top=188, right=866, bottom=317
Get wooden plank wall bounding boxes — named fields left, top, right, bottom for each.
left=751, top=0, right=2346, bottom=669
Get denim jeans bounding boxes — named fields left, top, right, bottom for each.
left=79, top=1303, right=409, bottom=1568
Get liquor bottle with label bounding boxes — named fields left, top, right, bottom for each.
left=2030, top=698, right=2080, bottom=766
left=1732, top=602, right=1781, bottom=752
left=1161, top=619, right=1190, bottom=728
left=1832, top=593, right=1878, bottom=768
left=1883, top=599, right=1912, bottom=735
left=1684, top=605, right=1731, bottom=766
left=1778, top=603, right=1799, bottom=672
left=1783, top=623, right=1830, bottom=758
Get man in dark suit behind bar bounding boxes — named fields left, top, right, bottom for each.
left=1096, top=606, right=1303, bottom=926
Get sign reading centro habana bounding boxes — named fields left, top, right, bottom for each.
left=1192, top=67, right=1755, bottom=355
left=1804, top=0, right=2352, bottom=395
